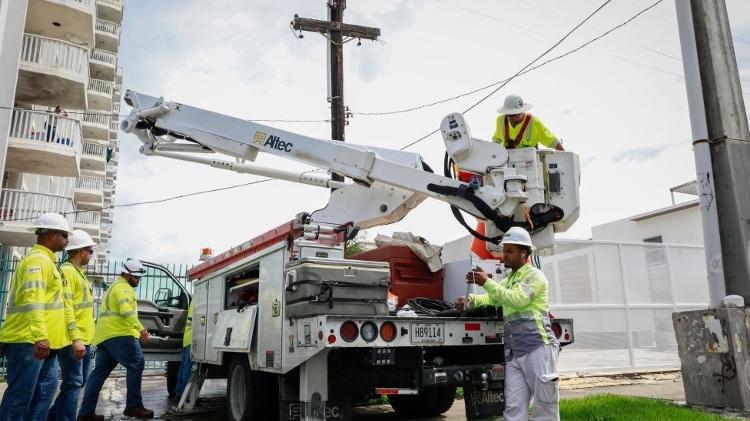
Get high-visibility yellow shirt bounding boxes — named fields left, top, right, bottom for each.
left=92, top=276, right=144, bottom=346
left=0, top=244, right=81, bottom=349
left=61, top=262, right=95, bottom=345
left=469, top=263, right=558, bottom=359
left=182, top=302, right=193, bottom=348
left=492, top=114, right=559, bottom=149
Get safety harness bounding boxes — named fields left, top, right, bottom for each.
left=503, top=114, right=533, bottom=149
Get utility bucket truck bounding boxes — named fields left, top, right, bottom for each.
left=122, top=91, right=580, bottom=421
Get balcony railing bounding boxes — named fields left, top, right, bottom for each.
left=82, top=140, right=107, bottom=159
left=97, top=0, right=122, bottom=8
left=77, top=175, right=104, bottom=191
left=9, top=109, right=82, bottom=150
left=20, top=34, right=88, bottom=78
left=75, top=210, right=100, bottom=226
left=95, top=19, right=121, bottom=37
left=82, top=111, right=110, bottom=127
left=112, top=102, right=120, bottom=113
left=88, top=78, right=113, bottom=96
left=0, top=189, right=75, bottom=225
left=90, top=49, right=116, bottom=66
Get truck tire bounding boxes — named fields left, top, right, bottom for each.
left=389, top=386, right=456, bottom=418
left=166, top=361, right=179, bottom=399
left=227, top=355, right=255, bottom=421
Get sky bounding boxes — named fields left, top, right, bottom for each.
left=110, top=0, right=750, bottom=265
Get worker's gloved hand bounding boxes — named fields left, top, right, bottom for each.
left=139, top=328, right=150, bottom=344
left=33, top=339, right=50, bottom=360
left=465, top=269, right=490, bottom=287
left=454, top=296, right=466, bottom=310
left=72, top=339, right=86, bottom=360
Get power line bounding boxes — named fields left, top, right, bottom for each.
left=399, top=0, right=665, bottom=150
left=0, top=106, right=331, bottom=124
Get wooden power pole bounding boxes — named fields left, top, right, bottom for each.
left=292, top=1, right=380, bottom=182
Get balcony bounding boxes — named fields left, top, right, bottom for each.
left=74, top=174, right=104, bottom=203
left=16, top=34, right=89, bottom=110
left=87, top=78, right=113, bottom=111
left=96, top=0, right=122, bottom=23
left=26, top=0, right=95, bottom=49
left=80, top=111, right=110, bottom=140
left=89, top=48, right=117, bottom=80
left=95, top=18, right=120, bottom=52
left=6, top=109, right=81, bottom=177
left=0, top=189, right=75, bottom=246
left=116, top=66, right=122, bottom=83
left=81, top=140, right=107, bottom=171
left=73, top=209, right=100, bottom=235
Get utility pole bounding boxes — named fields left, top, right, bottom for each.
left=292, top=1, right=380, bottom=183
left=673, top=0, right=750, bottom=411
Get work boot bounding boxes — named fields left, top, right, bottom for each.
left=123, top=407, right=154, bottom=419
left=76, top=415, right=105, bottom=421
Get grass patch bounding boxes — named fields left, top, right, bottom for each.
left=561, top=395, right=734, bottom=421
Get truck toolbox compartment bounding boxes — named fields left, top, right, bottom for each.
left=350, top=245, right=444, bottom=306
left=284, top=257, right=390, bottom=318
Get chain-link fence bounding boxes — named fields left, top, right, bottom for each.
left=541, top=240, right=708, bottom=374
left=0, top=249, right=193, bottom=377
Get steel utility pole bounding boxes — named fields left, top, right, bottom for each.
left=673, top=0, right=750, bottom=411
left=292, top=1, right=380, bottom=183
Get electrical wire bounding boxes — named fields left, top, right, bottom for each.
left=399, top=0, right=664, bottom=151
left=0, top=105, right=331, bottom=124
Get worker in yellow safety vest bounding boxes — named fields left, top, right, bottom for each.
left=47, top=230, right=97, bottom=421
left=492, top=94, right=565, bottom=151
left=174, top=301, right=193, bottom=402
left=456, top=227, right=560, bottom=421
left=0, top=213, right=84, bottom=421
left=77, top=259, right=154, bottom=420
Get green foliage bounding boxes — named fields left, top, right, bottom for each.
left=344, top=230, right=369, bottom=257
left=560, top=395, right=734, bottom=421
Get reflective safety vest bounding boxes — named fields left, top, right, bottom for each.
left=0, top=244, right=81, bottom=349
left=182, top=302, right=193, bottom=348
left=492, top=114, right=559, bottom=149
left=92, top=276, right=144, bottom=346
left=61, top=262, right=95, bottom=345
left=469, top=263, right=558, bottom=360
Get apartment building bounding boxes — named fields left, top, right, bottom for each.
left=0, top=0, right=123, bottom=265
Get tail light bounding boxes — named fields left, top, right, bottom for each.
left=551, top=322, right=562, bottom=339
left=361, top=321, right=378, bottom=342
left=380, top=321, right=397, bottom=342
left=340, top=321, right=358, bottom=342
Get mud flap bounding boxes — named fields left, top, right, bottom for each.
left=464, top=385, right=505, bottom=420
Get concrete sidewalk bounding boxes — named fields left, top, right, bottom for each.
left=0, top=370, right=695, bottom=420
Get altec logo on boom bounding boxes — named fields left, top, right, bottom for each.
left=252, top=131, right=293, bottom=152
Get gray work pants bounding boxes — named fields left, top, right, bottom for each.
left=503, top=343, right=560, bottom=421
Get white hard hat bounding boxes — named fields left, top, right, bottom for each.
left=66, top=229, right=97, bottom=251
left=497, top=94, right=532, bottom=115
left=27, top=212, right=73, bottom=234
left=501, top=226, right=534, bottom=249
left=122, top=258, right=147, bottom=278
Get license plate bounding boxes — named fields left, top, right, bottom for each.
left=410, top=323, right=445, bottom=344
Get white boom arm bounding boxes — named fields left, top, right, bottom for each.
left=122, top=91, right=579, bottom=248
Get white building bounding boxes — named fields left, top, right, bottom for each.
left=0, top=0, right=123, bottom=264
left=591, top=181, right=701, bottom=245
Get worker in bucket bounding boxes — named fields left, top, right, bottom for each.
left=48, top=230, right=97, bottom=421
left=77, top=259, right=154, bottom=420
left=492, top=94, right=565, bottom=151
left=456, top=226, right=560, bottom=421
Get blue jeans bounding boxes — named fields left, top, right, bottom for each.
left=79, top=337, right=144, bottom=415
left=0, top=343, right=44, bottom=420
left=81, top=346, right=92, bottom=387
left=174, top=346, right=192, bottom=400
left=48, top=345, right=91, bottom=421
